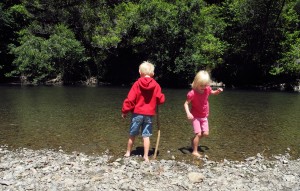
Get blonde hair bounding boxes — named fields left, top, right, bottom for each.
left=139, top=61, right=155, bottom=77
left=191, top=70, right=211, bottom=89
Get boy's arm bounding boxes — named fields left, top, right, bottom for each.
left=156, top=85, right=165, bottom=105
left=157, top=93, right=165, bottom=105
left=211, top=88, right=223, bottom=95
left=184, top=100, right=194, bottom=120
left=122, top=84, right=137, bottom=116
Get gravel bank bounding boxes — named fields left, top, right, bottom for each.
left=0, top=146, right=299, bottom=191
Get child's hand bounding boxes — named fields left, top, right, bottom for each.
left=187, top=113, right=194, bottom=120
left=213, top=88, right=223, bottom=95
left=122, top=113, right=127, bottom=119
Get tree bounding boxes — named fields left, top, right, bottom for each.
left=0, top=1, right=29, bottom=81
left=271, top=0, right=300, bottom=84
left=91, top=0, right=227, bottom=86
left=8, top=25, right=87, bottom=84
left=216, top=0, right=292, bottom=87
left=6, top=0, right=89, bottom=84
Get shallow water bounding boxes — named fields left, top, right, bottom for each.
left=0, top=86, right=299, bottom=162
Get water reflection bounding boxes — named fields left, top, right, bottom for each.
left=0, top=86, right=299, bottom=163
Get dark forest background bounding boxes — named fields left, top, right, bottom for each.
left=0, top=0, right=299, bottom=88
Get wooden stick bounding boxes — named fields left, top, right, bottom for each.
left=153, top=107, right=160, bottom=159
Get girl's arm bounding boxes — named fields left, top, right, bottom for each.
left=184, top=100, right=194, bottom=120
left=211, top=88, right=223, bottom=95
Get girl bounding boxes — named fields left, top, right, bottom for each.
left=184, top=70, right=223, bottom=158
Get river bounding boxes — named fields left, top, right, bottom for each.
left=0, top=85, right=299, bottom=163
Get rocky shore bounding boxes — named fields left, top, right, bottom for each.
left=0, top=146, right=299, bottom=191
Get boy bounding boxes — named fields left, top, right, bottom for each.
left=122, top=61, right=165, bottom=162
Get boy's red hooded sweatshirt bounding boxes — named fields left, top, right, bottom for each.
left=122, top=77, right=165, bottom=115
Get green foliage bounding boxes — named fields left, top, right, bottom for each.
left=271, top=1, right=300, bottom=78
left=0, top=1, right=30, bottom=80
left=216, top=0, right=299, bottom=86
left=1, top=0, right=299, bottom=87
left=91, top=1, right=140, bottom=52
left=95, top=0, right=227, bottom=85
left=7, top=29, right=51, bottom=83
left=8, top=25, right=87, bottom=84
left=9, top=4, right=31, bottom=17
left=183, top=4, right=228, bottom=72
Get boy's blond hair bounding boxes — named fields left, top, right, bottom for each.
left=191, top=70, right=211, bottom=89
left=139, top=61, right=155, bottom=77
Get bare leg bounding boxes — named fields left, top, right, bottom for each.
left=143, top=137, right=150, bottom=162
left=124, top=136, right=135, bottom=157
left=192, top=134, right=202, bottom=157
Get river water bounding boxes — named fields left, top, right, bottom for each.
left=0, top=86, right=299, bottom=162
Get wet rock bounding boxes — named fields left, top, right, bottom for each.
left=0, top=146, right=299, bottom=191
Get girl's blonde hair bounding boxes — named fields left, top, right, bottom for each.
left=191, top=70, right=211, bottom=89
left=139, top=61, right=155, bottom=77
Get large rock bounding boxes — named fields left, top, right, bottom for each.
left=188, top=172, right=204, bottom=183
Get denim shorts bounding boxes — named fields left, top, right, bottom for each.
left=129, top=114, right=153, bottom=137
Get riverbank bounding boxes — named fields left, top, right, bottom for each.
left=0, top=146, right=299, bottom=191
left=1, top=78, right=300, bottom=92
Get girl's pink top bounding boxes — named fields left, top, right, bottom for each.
left=187, top=86, right=212, bottom=118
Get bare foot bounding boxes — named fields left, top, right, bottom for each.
left=143, top=156, right=149, bottom=162
left=192, top=152, right=203, bottom=158
left=124, top=151, right=130, bottom=157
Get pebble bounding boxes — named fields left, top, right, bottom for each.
left=0, top=146, right=299, bottom=191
